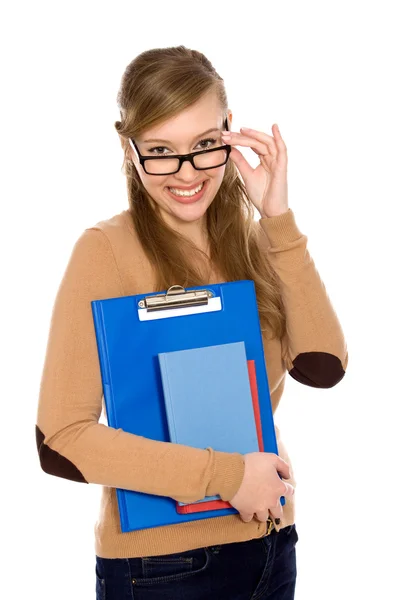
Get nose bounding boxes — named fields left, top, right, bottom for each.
left=174, top=158, right=199, bottom=182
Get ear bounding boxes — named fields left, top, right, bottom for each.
left=227, top=110, right=233, bottom=131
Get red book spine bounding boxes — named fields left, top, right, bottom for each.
left=247, top=359, right=264, bottom=452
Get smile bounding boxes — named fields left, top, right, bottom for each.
left=167, top=181, right=205, bottom=197
left=166, top=180, right=208, bottom=204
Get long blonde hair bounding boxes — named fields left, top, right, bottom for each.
left=115, top=46, right=285, bottom=340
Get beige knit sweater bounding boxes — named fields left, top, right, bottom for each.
left=36, top=207, right=348, bottom=558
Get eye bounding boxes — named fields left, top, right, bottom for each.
left=148, top=146, right=169, bottom=155
left=147, top=137, right=219, bottom=155
left=197, top=137, right=218, bottom=149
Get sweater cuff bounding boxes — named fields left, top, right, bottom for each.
left=206, top=450, right=245, bottom=502
left=259, top=208, right=303, bottom=247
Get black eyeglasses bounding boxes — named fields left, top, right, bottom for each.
left=128, top=117, right=231, bottom=175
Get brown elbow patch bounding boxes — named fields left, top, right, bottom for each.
left=36, top=425, right=88, bottom=483
left=289, top=352, right=345, bottom=388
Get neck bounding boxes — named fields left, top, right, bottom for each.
left=162, top=213, right=210, bottom=257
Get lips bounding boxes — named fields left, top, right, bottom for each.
left=166, top=179, right=209, bottom=203
left=167, top=179, right=206, bottom=193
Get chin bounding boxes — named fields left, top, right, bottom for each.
left=162, top=182, right=217, bottom=224
left=169, top=202, right=210, bottom=224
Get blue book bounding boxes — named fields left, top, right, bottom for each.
left=159, top=342, right=260, bottom=506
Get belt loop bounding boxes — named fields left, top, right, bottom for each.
left=266, top=517, right=274, bottom=536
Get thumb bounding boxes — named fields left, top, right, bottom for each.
left=229, top=147, right=254, bottom=186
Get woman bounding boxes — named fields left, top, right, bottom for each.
left=36, top=45, right=348, bottom=599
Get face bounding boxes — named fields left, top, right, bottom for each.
left=129, top=90, right=232, bottom=231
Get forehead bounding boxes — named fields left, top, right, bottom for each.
left=139, top=91, right=224, bottom=143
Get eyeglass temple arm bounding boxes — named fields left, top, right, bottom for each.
left=128, top=137, right=138, bottom=155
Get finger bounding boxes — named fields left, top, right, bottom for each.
left=254, top=510, right=269, bottom=523
left=237, top=129, right=278, bottom=156
left=275, top=456, right=291, bottom=480
left=285, top=483, right=295, bottom=496
left=228, top=146, right=255, bottom=182
left=240, top=127, right=275, bottom=144
left=242, top=125, right=287, bottom=154
left=271, top=124, right=288, bottom=153
left=221, top=132, right=269, bottom=157
left=278, top=481, right=294, bottom=498
left=240, top=512, right=254, bottom=523
left=269, top=502, right=284, bottom=522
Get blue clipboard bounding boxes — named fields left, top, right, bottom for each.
left=91, top=280, right=283, bottom=533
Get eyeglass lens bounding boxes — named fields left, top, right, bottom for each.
left=144, top=148, right=228, bottom=175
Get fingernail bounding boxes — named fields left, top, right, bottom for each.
left=275, top=518, right=281, bottom=525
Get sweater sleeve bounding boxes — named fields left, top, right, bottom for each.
left=259, top=208, right=348, bottom=387
left=35, top=228, right=245, bottom=503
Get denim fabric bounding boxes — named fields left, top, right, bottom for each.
left=95, top=523, right=298, bottom=599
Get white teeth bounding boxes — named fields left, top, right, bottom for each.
left=168, top=181, right=204, bottom=197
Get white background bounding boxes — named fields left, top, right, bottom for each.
left=2, top=1, right=399, bottom=598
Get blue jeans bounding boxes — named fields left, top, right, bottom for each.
left=95, top=523, right=298, bottom=599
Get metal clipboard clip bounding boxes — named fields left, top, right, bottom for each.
left=137, top=285, right=222, bottom=321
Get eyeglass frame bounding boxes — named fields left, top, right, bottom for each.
left=128, top=117, right=232, bottom=175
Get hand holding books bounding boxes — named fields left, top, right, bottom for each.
left=229, top=452, right=294, bottom=523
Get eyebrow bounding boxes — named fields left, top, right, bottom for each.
left=142, top=127, right=221, bottom=144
